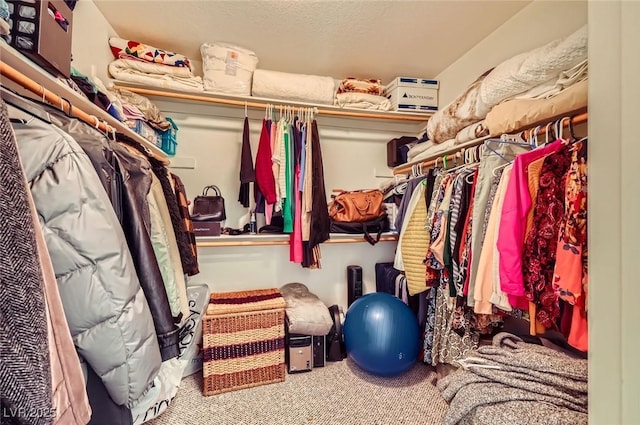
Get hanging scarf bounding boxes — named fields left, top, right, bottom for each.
left=238, top=116, right=255, bottom=208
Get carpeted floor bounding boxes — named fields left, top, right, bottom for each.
left=148, top=359, right=449, bottom=425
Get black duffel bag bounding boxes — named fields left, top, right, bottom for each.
left=330, top=213, right=390, bottom=246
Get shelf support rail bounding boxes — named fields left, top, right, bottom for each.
left=393, top=111, right=588, bottom=175
left=0, top=61, right=170, bottom=164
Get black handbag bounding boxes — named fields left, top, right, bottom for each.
left=192, top=185, right=226, bottom=222
left=330, top=214, right=390, bottom=246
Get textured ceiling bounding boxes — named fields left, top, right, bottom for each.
left=94, top=0, right=530, bottom=83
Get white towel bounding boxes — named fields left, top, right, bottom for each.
left=252, top=69, right=336, bottom=105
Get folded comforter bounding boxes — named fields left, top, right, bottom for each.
left=438, top=333, right=588, bottom=425
left=455, top=120, right=489, bottom=145
left=485, top=79, right=588, bottom=137
left=427, top=25, right=588, bottom=144
left=252, top=69, right=336, bottom=105
left=109, top=59, right=204, bottom=93
left=335, top=92, right=391, bottom=111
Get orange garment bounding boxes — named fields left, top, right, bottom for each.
left=525, top=155, right=547, bottom=235
left=554, top=141, right=588, bottom=351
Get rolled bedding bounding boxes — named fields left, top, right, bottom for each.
left=252, top=69, right=337, bottom=105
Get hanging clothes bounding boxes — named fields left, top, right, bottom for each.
left=14, top=93, right=181, bottom=363
left=523, top=146, right=573, bottom=329
left=10, top=102, right=162, bottom=407
left=171, top=173, right=199, bottom=276
left=31, top=186, right=92, bottom=425
left=497, top=140, right=563, bottom=310
left=255, top=118, right=277, bottom=204
left=238, top=116, right=255, bottom=208
left=0, top=99, right=54, bottom=425
left=468, top=142, right=529, bottom=307
left=554, top=140, right=588, bottom=351
left=290, top=119, right=304, bottom=263
left=474, top=165, right=513, bottom=314
left=303, top=120, right=331, bottom=268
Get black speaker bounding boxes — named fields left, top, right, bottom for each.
left=312, top=335, right=325, bottom=368
left=347, top=265, right=363, bottom=307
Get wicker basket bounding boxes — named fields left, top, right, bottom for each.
left=202, top=288, right=286, bottom=396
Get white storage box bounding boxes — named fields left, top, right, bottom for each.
left=384, top=77, right=439, bottom=112
left=201, top=42, right=259, bottom=95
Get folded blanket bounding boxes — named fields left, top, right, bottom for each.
left=479, top=25, right=587, bottom=110
left=438, top=333, right=588, bottom=425
left=252, top=69, right=336, bottom=105
left=512, top=59, right=588, bottom=101
left=427, top=25, right=588, bottom=144
left=408, top=138, right=457, bottom=163
left=426, top=71, right=490, bottom=144
left=455, top=120, right=489, bottom=145
left=406, top=140, right=435, bottom=162
left=485, top=79, right=588, bottom=136
left=109, top=59, right=204, bottom=93
left=337, top=78, right=384, bottom=96
left=110, top=37, right=192, bottom=69
left=113, top=88, right=172, bottom=131
left=335, top=92, right=391, bottom=111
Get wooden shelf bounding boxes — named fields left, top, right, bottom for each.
left=111, top=81, right=433, bottom=123
left=196, top=232, right=398, bottom=247
left=0, top=42, right=170, bottom=165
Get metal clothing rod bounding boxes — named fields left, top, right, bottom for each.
left=0, top=61, right=170, bottom=165
left=392, top=111, right=588, bottom=175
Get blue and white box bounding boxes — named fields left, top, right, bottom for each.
left=384, top=77, right=439, bottom=113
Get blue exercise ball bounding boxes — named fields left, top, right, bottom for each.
left=343, top=292, right=420, bottom=377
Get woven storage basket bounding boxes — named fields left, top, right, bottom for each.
left=203, top=288, right=286, bottom=396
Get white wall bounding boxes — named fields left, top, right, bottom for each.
left=155, top=100, right=419, bottom=307
left=589, top=1, right=640, bottom=424
left=71, top=0, right=118, bottom=82
left=436, top=0, right=587, bottom=106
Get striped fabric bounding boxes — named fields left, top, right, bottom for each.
left=207, top=288, right=286, bottom=315
left=203, top=289, right=286, bottom=396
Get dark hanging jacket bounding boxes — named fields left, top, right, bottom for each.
left=171, top=173, right=199, bottom=275
left=118, top=134, right=199, bottom=277
left=303, top=120, right=331, bottom=267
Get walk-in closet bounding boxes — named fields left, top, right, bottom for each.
left=0, top=1, right=637, bottom=424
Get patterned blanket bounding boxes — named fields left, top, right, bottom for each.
left=109, top=37, right=192, bottom=69
left=337, top=78, right=384, bottom=96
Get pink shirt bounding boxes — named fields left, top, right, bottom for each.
left=497, top=140, right=563, bottom=310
